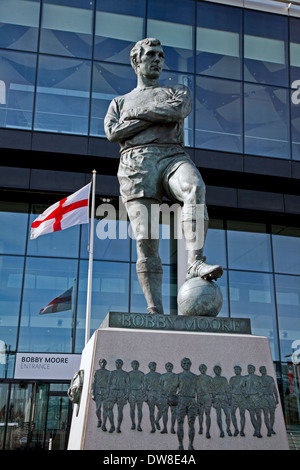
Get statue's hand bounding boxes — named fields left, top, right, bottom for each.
left=121, top=108, right=138, bottom=121
left=122, top=107, right=149, bottom=121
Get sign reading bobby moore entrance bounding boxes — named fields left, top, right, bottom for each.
left=15, top=353, right=81, bottom=380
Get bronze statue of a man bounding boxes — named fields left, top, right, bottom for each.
left=104, top=38, right=223, bottom=315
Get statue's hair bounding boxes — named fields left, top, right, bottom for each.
left=130, top=38, right=164, bottom=72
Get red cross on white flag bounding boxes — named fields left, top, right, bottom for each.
left=30, top=183, right=91, bottom=240
left=39, top=286, right=73, bottom=315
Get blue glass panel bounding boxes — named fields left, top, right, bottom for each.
left=80, top=204, right=131, bottom=262
left=147, top=0, right=195, bottom=73
left=195, top=76, right=242, bottom=153
left=18, top=257, right=78, bottom=353
left=196, top=2, right=242, bottom=80
left=75, top=260, right=130, bottom=352
left=34, top=55, right=91, bottom=135
left=227, top=221, right=273, bottom=272
left=272, top=226, right=300, bottom=275
left=275, top=274, right=300, bottom=362
left=94, top=0, right=146, bottom=65
left=0, top=202, right=29, bottom=255
left=290, top=18, right=300, bottom=84
left=244, top=83, right=290, bottom=158
left=0, top=256, right=24, bottom=356
left=0, top=0, right=40, bottom=52
left=0, top=50, right=36, bottom=130
left=244, top=10, right=288, bottom=87
left=291, top=86, right=300, bottom=160
left=40, top=0, right=94, bottom=59
left=0, top=385, right=9, bottom=433
left=205, top=220, right=227, bottom=269
left=229, top=270, right=279, bottom=360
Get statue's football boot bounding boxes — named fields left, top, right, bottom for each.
left=186, top=257, right=223, bottom=281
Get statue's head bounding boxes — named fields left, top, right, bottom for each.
left=130, top=38, right=165, bottom=76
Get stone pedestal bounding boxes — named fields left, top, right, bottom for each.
left=67, top=313, right=289, bottom=451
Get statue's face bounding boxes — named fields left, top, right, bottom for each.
left=149, top=362, right=157, bottom=371
left=181, top=358, right=191, bottom=371
left=137, top=44, right=165, bottom=80
left=99, top=359, right=107, bottom=368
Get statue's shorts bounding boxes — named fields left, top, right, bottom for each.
left=231, top=393, right=247, bottom=410
left=212, top=393, right=229, bottom=409
left=118, top=144, right=196, bottom=204
left=128, top=389, right=144, bottom=405
left=107, top=389, right=127, bottom=408
left=197, top=393, right=212, bottom=408
left=260, top=394, right=277, bottom=410
left=176, top=396, right=198, bottom=422
left=145, top=390, right=160, bottom=406
left=246, top=394, right=262, bottom=411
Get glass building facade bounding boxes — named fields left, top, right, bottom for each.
left=0, top=0, right=300, bottom=450
left=0, top=0, right=299, bottom=157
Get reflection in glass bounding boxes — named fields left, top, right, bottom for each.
left=0, top=383, right=9, bottom=448
left=196, top=2, right=242, bottom=80
left=244, top=83, right=290, bottom=158
left=19, top=257, right=78, bottom=353
left=0, top=256, right=24, bottom=362
left=290, top=18, right=300, bottom=84
left=75, top=260, right=130, bottom=352
left=40, top=0, right=94, bottom=59
left=272, top=226, right=300, bottom=275
left=30, top=383, right=48, bottom=450
left=147, top=0, right=194, bottom=73
left=227, top=221, right=272, bottom=272
left=45, top=395, right=69, bottom=450
left=244, top=10, right=288, bottom=87
left=229, top=270, right=278, bottom=360
left=275, top=275, right=300, bottom=362
left=0, top=50, right=37, bottom=130
left=195, top=76, right=242, bottom=152
left=0, top=0, right=40, bottom=52
left=5, top=383, right=33, bottom=450
left=80, top=204, right=131, bottom=262
left=281, top=363, right=300, bottom=431
left=205, top=220, right=227, bottom=269
left=0, top=202, right=29, bottom=255
left=94, top=0, right=146, bottom=64
left=291, top=90, right=300, bottom=161
left=34, top=55, right=91, bottom=134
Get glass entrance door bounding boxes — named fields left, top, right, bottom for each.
left=45, top=384, right=72, bottom=450
left=1, top=381, right=72, bottom=450
left=4, top=382, right=34, bottom=450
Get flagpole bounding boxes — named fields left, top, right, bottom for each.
left=85, top=170, right=96, bottom=345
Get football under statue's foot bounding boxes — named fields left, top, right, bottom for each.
left=186, top=257, right=223, bottom=282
